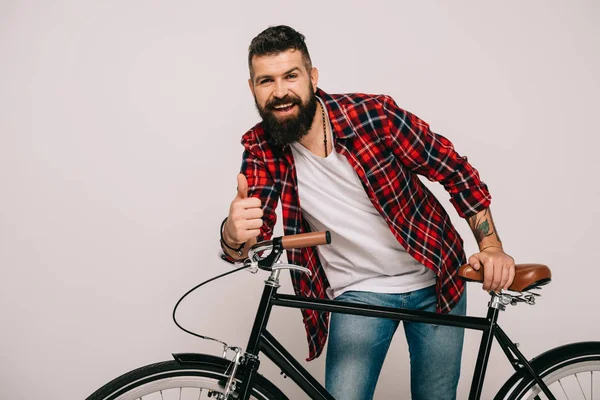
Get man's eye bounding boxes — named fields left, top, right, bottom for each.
left=260, top=79, right=273, bottom=84
left=286, top=74, right=297, bottom=79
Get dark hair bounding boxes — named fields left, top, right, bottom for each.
left=248, top=25, right=312, bottom=79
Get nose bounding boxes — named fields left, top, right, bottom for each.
left=273, top=80, right=288, bottom=99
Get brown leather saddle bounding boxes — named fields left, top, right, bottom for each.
left=458, top=263, right=551, bottom=292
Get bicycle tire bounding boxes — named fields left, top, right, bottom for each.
left=495, top=341, right=600, bottom=399
left=86, top=354, right=288, bottom=400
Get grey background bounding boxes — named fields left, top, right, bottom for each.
left=1, top=1, right=598, bottom=399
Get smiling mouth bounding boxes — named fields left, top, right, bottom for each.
left=272, top=103, right=296, bottom=112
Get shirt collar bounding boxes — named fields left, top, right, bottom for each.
left=316, top=88, right=356, bottom=140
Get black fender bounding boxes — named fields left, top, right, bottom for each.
left=172, top=352, right=234, bottom=367
left=494, top=341, right=600, bottom=399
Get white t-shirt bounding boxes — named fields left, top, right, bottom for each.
left=290, top=104, right=436, bottom=299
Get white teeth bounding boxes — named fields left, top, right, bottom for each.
left=274, top=103, right=293, bottom=109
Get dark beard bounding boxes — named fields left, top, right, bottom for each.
left=255, top=91, right=318, bottom=147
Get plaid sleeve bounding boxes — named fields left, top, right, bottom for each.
left=240, top=148, right=279, bottom=242
left=221, top=135, right=279, bottom=264
left=381, top=95, right=491, bottom=218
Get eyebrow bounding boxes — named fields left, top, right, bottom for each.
left=254, top=67, right=301, bottom=84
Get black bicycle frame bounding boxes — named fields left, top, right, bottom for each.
left=235, top=275, right=555, bottom=400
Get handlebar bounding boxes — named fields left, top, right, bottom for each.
left=279, top=231, right=331, bottom=249
left=245, top=231, right=331, bottom=272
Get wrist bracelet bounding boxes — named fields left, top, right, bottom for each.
left=220, top=217, right=245, bottom=256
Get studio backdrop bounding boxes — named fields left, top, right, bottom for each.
left=0, top=1, right=598, bottom=399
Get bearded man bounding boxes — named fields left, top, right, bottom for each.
left=219, top=25, right=515, bottom=400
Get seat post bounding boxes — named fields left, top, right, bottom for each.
left=489, top=291, right=512, bottom=311
left=468, top=292, right=502, bottom=400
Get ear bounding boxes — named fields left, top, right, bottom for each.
left=310, top=67, right=319, bottom=92
left=248, top=78, right=255, bottom=97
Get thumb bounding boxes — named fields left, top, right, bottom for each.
left=469, top=253, right=482, bottom=271
left=236, top=174, right=248, bottom=199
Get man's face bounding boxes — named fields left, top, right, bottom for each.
left=249, top=49, right=319, bottom=146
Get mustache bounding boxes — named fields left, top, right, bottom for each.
left=266, top=95, right=301, bottom=109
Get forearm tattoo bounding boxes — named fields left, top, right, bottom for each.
left=468, top=209, right=500, bottom=245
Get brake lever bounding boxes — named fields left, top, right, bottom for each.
left=219, top=252, right=259, bottom=274
left=272, top=263, right=312, bottom=276
left=243, top=258, right=259, bottom=274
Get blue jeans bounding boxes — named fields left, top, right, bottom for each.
left=325, top=285, right=466, bottom=400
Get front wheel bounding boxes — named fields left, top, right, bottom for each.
left=496, top=341, right=600, bottom=400
left=86, top=354, right=288, bottom=400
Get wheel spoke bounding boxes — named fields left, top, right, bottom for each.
left=574, top=373, right=588, bottom=400
left=558, top=379, right=568, bottom=399
left=85, top=360, right=284, bottom=400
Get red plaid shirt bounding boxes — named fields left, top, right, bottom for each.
left=227, top=88, right=491, bottom=361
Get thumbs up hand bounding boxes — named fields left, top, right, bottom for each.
left=223, top=174, right=264, bottom=247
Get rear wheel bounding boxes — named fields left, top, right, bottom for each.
left=497, top=342, right=600, bottom=399
left=86, top=356, right=287, bottom=400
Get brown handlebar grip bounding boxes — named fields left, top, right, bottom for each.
left=280, top=231, right=331, bottom=250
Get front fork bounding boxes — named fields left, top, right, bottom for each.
left=221, top=348, right=244, bottom=399
left=236, top=269, right=282, bottom=400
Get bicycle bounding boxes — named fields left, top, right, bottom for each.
left=86, top=231, right=600, bottom=400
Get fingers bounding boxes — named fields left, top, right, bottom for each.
left=234, top=197, right=261, bottom=210
left=483, top=258, right=494, bottom=292
left=474, top=250, right=516, bottom=292
left=227, top=217, right=262, bottom=243
left=236, top=173, right=248, bottom=199
left=230, top=199, right=263, bottom=221
left=494, top=261, right=503, bottom=292
left=504, top=263, right=516, bottom=291
left=498, top=264, right=510, bottom=291
left=242, top=206, right=264, bottom=219
left=243, top=218, right=263, bottom=230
